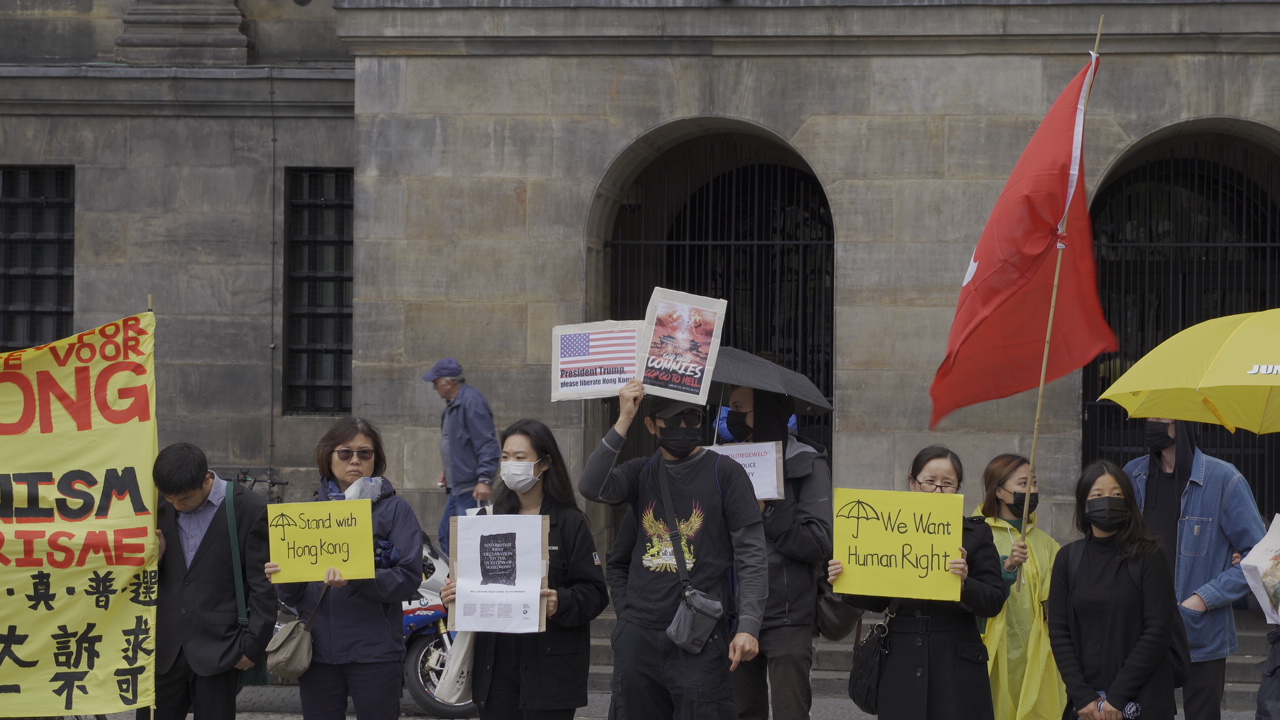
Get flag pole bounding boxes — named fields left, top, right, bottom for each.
left=1017, top=16, right=1104, bottom=592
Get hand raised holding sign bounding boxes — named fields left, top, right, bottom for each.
left=950, top=546, right=968, bottom=584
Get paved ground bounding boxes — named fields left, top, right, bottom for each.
left=103, top=685, right=1259, bottom=720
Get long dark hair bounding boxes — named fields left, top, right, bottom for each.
left=980, top=453, right=1031, bottom=518
left=909, top=445, right=964, bottom=488
left=492, top=419, right=579, bottom=515
left=1073, top=459, right=1161, bottom=560
left=314, top=416, right=387, bottom=480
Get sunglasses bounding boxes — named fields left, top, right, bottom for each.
left=334, top=448, right=375, bottom=461
left=662, top=410, right=704, bottom=428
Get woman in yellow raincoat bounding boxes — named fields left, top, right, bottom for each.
left=976, top=453, right=1067, bottom=720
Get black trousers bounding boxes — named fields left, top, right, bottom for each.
left=480, top=635, right=575, bottom=720
left=137, top=649, right=239, bottom=720
left=1182, top=658, right=1226, bottom=720
left=730, top=624, right=814, bottom=720
left=297, top=660, right=403, bottom=720
left=608, top=619, right=737, bottom=720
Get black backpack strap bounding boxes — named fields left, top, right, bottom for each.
left=656, top=461, right=695, bottom=594
left=226, top=480, right=250, bottom=629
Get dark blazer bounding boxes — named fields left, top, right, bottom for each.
left=156, top=480, right=275, bottom=677
left=471, top=500, right=609, bottom=711
left=1048, top=540, right=1176, bottom=720
left=842, top=516, right=1007, bottom=720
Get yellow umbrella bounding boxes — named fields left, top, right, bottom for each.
left=1099, top=309, right=1280, bottom=434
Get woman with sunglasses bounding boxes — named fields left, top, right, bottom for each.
left=264, top=416, right=424, bottom=720
left=827, top=445, right=1006, bottom=720
left=440, top=418, right=609, bottom=720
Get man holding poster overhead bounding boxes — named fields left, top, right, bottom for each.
left=579, top=379, right=767, bottom=720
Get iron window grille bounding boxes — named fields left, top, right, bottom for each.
left=284, top=169, right=354, bottom=415
left=0, top=167, right=74, bottom=353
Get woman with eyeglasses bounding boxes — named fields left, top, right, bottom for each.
left=264, top=416, right=424, bottom=720
left=827, top=444, right=1006, bottom=720
left=439, top=418, right=609, bottom=720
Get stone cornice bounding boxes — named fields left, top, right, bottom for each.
left=0, top=66, right=354, bottom=118
left=333, top=2, right=1280, bottom=56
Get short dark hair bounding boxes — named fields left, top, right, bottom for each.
left=980, top=453, right=1031, bottom=518
left=154, top=443, right=211, bottom=495
left=314, top=417, right=387, bottom=479
left=492, top=419, right=579, bottom=515
left=909, top=444, right=964, bottom=488
left=1074, top=459, right=1161, bottom=560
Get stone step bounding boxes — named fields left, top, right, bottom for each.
left=1225, top=682, right=1258, bottom=712
left=1228, top=653, right=1266, bottom=683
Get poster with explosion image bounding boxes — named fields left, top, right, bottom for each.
left=638, top=288, right=727, bottom=404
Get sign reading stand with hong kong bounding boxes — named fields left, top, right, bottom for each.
left=0, top=313, right=159, bottom=717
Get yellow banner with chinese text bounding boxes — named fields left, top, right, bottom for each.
left=0, top=313, right=158, bottom=717
left=832, top=488, right=963, bottom=602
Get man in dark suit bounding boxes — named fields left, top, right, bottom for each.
left=145, top=443, right=275, bottom=720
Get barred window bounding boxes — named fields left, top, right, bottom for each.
left=285, top=169, right=353, bottom=415
left=1, top=167, right=75, bottom=353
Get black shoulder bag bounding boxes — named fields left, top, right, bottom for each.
left=657, top=461, right=725, bottom=654
left=227, top=480, right=271, bottom=687
left=847, top=599, right=899, bottom=714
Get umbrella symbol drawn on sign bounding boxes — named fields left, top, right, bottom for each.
left=270, top=513, right=300, bottom=541
left=836, top=500, right=880, bottom=539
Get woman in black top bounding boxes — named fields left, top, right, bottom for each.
left=441, top=419, right=609, bottom=720
left=1048, top=459, right=1176, bottom=720
left=827, top=445, right=1007, bottom=720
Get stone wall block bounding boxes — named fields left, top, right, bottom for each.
left=792, top=116, right=946, bottom=181
left=823, top=180, right=895, bottom=243
left=944, top=117, right=1043, bottom=180
left=353, top=300, right=406, bottom=365
left=174, top=364, right=272, bottom=415
left=176, top=166, right=272, bottom=216
left=1061, top=56, right=1181, bottom=137
left=830, top=431, right=894, bottom=490
left=871, top=56, right=1042, bottom=116
left=931, top=373, right=1080, bottom=435
left=77, top=166, right=178, bottom=212
left=526, top=302, right=582, bottom=365
left=442, top=240, right=581, bottom=303
left=406, top=177, right=527, bottom=243
left=526, top=178, right=594, bottom=244
left=272, top=118, right=356, bottom=168
left=130, top=213, right=273, bottom=264
left=352, top=362, right=427, bottom=424
left=404, top=302, right=527, bottom=366
left=273, top=416, right=349, bottom=470
left=75, top=262, right=176, bottom=320
left=128, top=117, right=234, bottom=168
left=547, top=57, right=679, bottom=130
left=893, top=179, right=1005, bottom=245
left=353, top=238, right=448, bottom=302
left=153, top=315, right=273, bottom=365
left=355, top=175, right=406, bottom=242
left=460, top=364, right=580, bottom=430
left=76, top=212, right=130, bottom=265
left=405, top=57, right=550, bottom=116
left=157, top=414, right=233, bottom=459
left=225, top=415, right=271, bottom=466
left=1178, top=55, right=1259, bottom=120
left=835, top=241, right=969, bottom=307
left=729, top=57, right=872, bottom=140
left=439, top=116, right=555, bottom=178
left=178, top=264, right=273, bottom=315
left=835, top=367, right=935, bottom=431
left=41, top=116, right=127, bottom=165
left=1012, top=432, right=1080, bottom=498
left=360, top=115, right=441, bottom=178
left=1248, top=57, right=1280, bottom=119
left=552, top=116, right=634, bottom=182
left=0, top=117, right=50, bottom=165
left=401, top=425, right=442, bottom=490
left=836, top=305, right=955, bottom=370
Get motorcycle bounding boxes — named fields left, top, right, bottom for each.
left=402, top=535, right=477, bottom=718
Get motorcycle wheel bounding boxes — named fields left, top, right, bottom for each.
left=404, top=633, right=478, bottom=719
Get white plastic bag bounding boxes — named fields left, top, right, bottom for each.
left=433, top=631, right=475, bottom=704
left=1243, top=514, right=1280, bottom=624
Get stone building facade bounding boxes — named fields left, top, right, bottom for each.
left=3, top=0, right=1278, bottom=547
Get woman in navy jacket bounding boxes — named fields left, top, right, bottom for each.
left=442, top=418, right=609, bottom=720
left=265, top=416, right=424, bottom=720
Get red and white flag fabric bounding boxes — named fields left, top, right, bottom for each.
left=930, top=53, right=1118, bottom=427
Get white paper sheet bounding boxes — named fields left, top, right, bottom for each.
left=704, top=441, right=784, bottom=500
left=451, top=514, right=548, bottom=633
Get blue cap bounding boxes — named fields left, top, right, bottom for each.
left=422, top=357, right=463, bottom=383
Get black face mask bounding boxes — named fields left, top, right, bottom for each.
left=1144, top=420, right=1174, bottom=452
left=726, top=411, right=753, bottom=443
left=1084, top=496, right=1130, bottom=533
left=1005, top=491, right=1039, bottom=519
left=657, top=426, right=702, bottom=460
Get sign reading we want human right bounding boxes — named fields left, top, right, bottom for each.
left=832, top=488, right=963, bottom=602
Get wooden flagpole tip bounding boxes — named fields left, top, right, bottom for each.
left=1094, top=15, right=1105, bottom=54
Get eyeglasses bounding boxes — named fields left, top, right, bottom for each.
left=335, top=448, right=375, bottom=462
left=913, top=477, right=959, bottom=493
left=662, top=410, right=704, bottom=428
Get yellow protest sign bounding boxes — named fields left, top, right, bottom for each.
left=0, top=313, right=158, bottom=717
left=267, top=500, right=375, bottom=583
left=832, top=488, right=963, bottom=602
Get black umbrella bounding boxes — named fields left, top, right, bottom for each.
left=708, top=347, right=832, bottom=415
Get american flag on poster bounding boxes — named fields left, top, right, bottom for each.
left=551, top=321, right=643, bottom=401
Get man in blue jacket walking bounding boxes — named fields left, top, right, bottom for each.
left=423, top=357, right=500, bottom=556
left=1126, top=418, right=1266, bottom=720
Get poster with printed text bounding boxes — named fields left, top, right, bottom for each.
left=639, top=288, right=727, bottom=404
left=832, top=488, right=963, bottom=602
left=267, top=501, right=375, bottom=583
left=0, top=313, right=159, bottom=717
left=448, top=514, right=548, bottom=634
left=551, top=321, right=643, bottom=401
left=704, top=442, right=784, bottom=500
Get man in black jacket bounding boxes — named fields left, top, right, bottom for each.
left=145, top=443, right=275, bottom=720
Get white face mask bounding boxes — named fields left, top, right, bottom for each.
left=501, top=461, right=541, bottom=494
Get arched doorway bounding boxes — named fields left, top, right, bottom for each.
left=607, top=132, right=835, bottom=453
left=1083, top=131, right=1280, bottom=515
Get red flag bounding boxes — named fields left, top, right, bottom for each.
left=930, top=54, right=1118, bottom=427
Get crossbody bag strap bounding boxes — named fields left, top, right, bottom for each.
left=656, top=461, right=694, bottom=592
left=225, top=480, right=249, bottom=628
